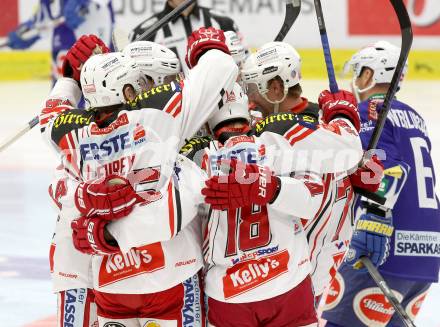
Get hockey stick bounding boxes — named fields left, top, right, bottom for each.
left=0, top=2, right=197, bottom=153
left=366, top=0, right=413, bottom=150
left=353, top=0, right=412, bottom=201
left=358, top=3, right=414, bottom=326
left=136, top=0, right=196, bottom=42
left=0, top=116, right=39, bottom=152
left=274, top=0, right=301, bottom=42
left=360, top=257, right=416, bottom=327
left=313, top=0, right=338, bottom=93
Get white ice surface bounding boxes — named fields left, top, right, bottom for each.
left=0, top=80, right=438, bottom=326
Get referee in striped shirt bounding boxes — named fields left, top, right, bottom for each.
left=129, top=0, right=242, bottom=72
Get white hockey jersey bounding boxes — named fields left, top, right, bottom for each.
left=40, top=49, right=238, bottom=294
left=303, top=172, right=355, bottom=296
left=202, top=136, right=324, bottom=303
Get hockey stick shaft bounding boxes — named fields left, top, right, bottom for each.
left=135, top=0, right=197, bottom=42
left=360, top=257, right=416, bottom=327
left=0, top=116, right=39, bottom=152
left=0, top=1, right=197, bottom=153
left=274, top=0, right=301, bottom=42
left=314, top=0, right=338, bottom=93
left=367, top=0, right=413, bottom=150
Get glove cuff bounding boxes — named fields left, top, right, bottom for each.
left=96, top=219, right=120, bottom=255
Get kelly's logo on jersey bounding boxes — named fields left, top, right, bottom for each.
left=98, top=243, right=165, bottom=287
left=223, top=249, right=289, bottom=299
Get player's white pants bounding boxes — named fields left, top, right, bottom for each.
left=57, top=288, right=97, bottom=327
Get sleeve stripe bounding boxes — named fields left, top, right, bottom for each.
left=289, top=128, right=315, bottom=146
left=167, top=181, right=175, bottom=237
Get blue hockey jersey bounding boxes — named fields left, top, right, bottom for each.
left=357, top=94, right=440, bottom=282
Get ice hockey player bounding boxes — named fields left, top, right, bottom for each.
left=122, top=40, right=181, bottom=91
left=43, top=34, right=190, bottom=327
left=130, top=0, right=242, bottom=72
left=40, top=34, right=111, bottom=327
left=6, top=0, right=114, bottom=83
left=238, top=41, right=375, bottom=303
left=41, top=27, right=236, bottom=326
left=323, top=41, right=440, bottom=326
left=196, top=83, right=324, bottom=327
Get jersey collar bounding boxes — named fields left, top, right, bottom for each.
left=367, top=93, right=387, bottom=101
left=290, top=97, right=309, bottom=114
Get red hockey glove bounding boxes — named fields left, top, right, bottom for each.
left=62, top=34, right=110, bottom=82
left=185, top=27, right=230, bottom=69
left=350, top=154, right=384, bottom=193
left=318, top=90, right=361, bottom=132
left=75, top=175, right=142, bottom=220
left=71, top=216, right=119, bottom=255
left=202, top=160, right=280, bottom=210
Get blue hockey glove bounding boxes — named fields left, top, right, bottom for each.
left=345, top=211, right=394, bottom=273
left=8, top=20, right=41, bottom=49
left=63, top=0, right=90, bottom=30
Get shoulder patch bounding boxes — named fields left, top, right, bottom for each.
left=130, top=82, right=181, bottom=113
left=254, top=113, right=300, bottom=136
left=51, top=109, right=94, bottom=145
left=180, top=136, right=212, bottom=162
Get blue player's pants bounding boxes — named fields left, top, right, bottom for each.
left=321, top=262, right=430, bottom=327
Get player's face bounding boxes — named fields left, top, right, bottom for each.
left=123, top=84, right=137, bottom=102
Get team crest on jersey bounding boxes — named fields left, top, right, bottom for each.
left=353, top=287, right=403, bottom=326
left=405, top=290, right=428, bottom=320
left=323, top=272, right=345, bottom=310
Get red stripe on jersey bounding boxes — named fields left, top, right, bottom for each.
left=165, top=93, right=183, bottom=117
left=289, top=128, right=314, bottom=146
left=59, top=291, right=65, bottom=327
left=167, top=182, right=175, bottom=237
left=172, top=100, right=182, bottom=117
left=332, top=184, right=354, bottom=241
left=303, top=174, right=333, bottom=230
left=284, top=125, right=303, bottom=140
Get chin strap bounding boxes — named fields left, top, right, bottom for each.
left=352, top=77, right=376, bottom=103
left=214, top=125, right=251, bottom=144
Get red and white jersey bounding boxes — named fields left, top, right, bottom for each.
left=202, top=136, right=324, bottom=303
left=40, top=49, right=237, bottom=294
left=304, top=172, right=355, bottom=296
left=48, top=166, right=94, bottom=293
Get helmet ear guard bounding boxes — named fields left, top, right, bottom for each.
left=80, top=53, right=144, bottom=109
left=343, top=41, right=408, bottom=100
left=122, top=41, right=180, bottom=87
left=241, top=42, right=301, bottom=106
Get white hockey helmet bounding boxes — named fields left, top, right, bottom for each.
left=80, top=52, right=143, bottom=108
left=241, top=42, right=301, bottom=104
left=208, top=83, right=250, bottom=132
left=224, top=31, right=246, bottom=67
left=344, top=41, right=408, bottom=98
left=122, top=41, right=180, bottom=86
